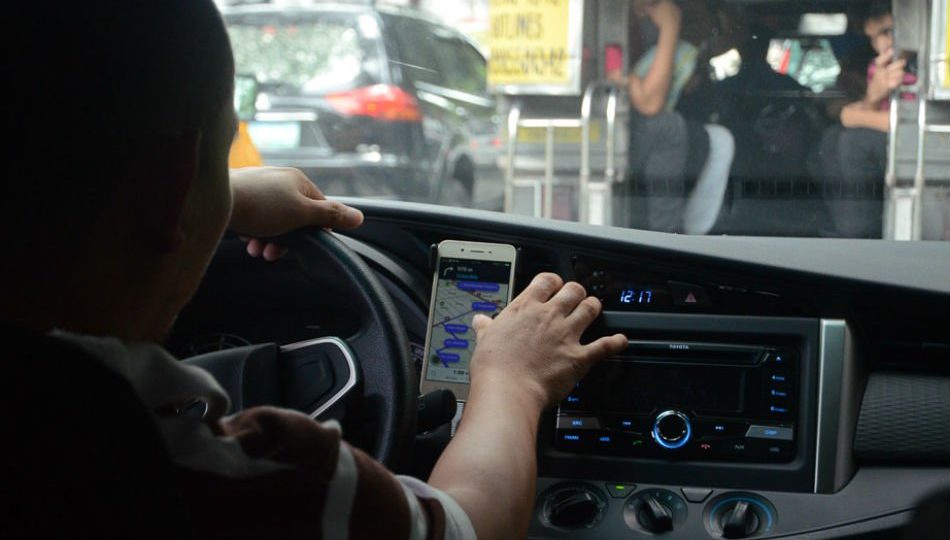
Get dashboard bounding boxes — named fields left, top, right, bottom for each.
left=169, top=199, right=950, bottom=539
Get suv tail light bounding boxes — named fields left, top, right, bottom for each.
left=326, top=84, right=422, bottom=122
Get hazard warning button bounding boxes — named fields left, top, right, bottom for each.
left=669, top=282, right=711, bottom=308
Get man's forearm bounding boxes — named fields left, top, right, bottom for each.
left=428, top=375, right=545, bottom=540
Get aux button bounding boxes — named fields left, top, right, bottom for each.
left=652, top=410, right=692, bottom=450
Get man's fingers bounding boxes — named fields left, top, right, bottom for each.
left=582, top=333, right=628, bottom=363
left=516, top=273, right=565, bottom=304
left=471, top=314, right=492, bottom=337
left=293, top=169, right=326, bottom=200
left=566, top=296, right=603, bottom=328
left=246, top=238, right=265, bottom=258
left=243, top=239, right=288, bottom=261
left=262, top=243, right=289, bottom=262
left=548, top=282, right=587, bottom=313
left=306, top=200, right=364, bottom=230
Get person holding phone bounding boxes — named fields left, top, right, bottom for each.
left=607, top=0, right=717, bottom=233
left=820, top=0, right=915, bottom=238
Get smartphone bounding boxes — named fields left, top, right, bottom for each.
left=899, top=50, right=918, bottom=77
left=420, top=240, right=518, bottom=401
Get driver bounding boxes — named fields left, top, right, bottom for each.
left=1, top=1, right=627, bottom=539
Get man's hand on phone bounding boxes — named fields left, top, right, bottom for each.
left=469, top=273, right=628, bottom=410
left=431, top=274, right=626, bottom=540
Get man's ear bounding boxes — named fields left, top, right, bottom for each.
left=134, top=129, right=203, bottom=253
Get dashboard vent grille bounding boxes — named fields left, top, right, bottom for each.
left=854, top=372, right=950, bottom=463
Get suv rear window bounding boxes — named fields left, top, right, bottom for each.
left=226, top=11, right=384, bottom=95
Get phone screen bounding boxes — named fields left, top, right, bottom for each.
left=425, top=257, right=513, bottom=384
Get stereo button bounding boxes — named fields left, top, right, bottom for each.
left=558, top=431, right=586, bottom=446
left=769, top=405, right=791, bottom=416
left=607, top=415, right=642, bottom=432
left=767, top=349, right=798, bottom=365
left=701, top=421, right=747, bottom=437
left=717, top=438, right=756, bottom=457
left=557, top=416, right=601, bottom=430
left=765, top=442, right=794, bottom=459
left=595, top=433, right=616, bottom=447
left=745, top=425, right=794, bottom=441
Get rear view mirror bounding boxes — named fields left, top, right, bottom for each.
left=234, top=74, right=259, bottom=121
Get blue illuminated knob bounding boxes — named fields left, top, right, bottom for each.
left=652, top=410, right=692, bottom=449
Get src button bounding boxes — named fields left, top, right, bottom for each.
left=652, top=410, right=692, bottom=450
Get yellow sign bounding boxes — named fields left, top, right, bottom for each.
left=488, top=0, right=574, bottom=88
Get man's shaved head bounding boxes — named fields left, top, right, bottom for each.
left=3, top=0, right=237, bottom=340
left=5, top=0, right=234, bottom=281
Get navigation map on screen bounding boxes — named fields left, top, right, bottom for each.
left=425, top=257, right=512, bottom=384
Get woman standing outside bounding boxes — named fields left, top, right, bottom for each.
left=608, top=0, right=725, bottom=233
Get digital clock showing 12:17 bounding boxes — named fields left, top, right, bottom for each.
left=619, top=288, right=653, bottom=304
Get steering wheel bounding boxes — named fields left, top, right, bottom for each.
left=184, top=228, right=417, bottom=468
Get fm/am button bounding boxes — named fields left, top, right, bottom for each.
left=745, top=425, right=794, bottom=441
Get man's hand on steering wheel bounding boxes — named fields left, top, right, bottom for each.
left=229, top=167, right=364, bottom=261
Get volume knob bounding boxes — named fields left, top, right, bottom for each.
left=652, top=410, right=692, bottom=449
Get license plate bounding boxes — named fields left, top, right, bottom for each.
left=247, top=121, right=301, bottom=150
left=517, top=121, right=601, bottom=144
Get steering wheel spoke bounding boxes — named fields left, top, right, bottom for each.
left=280, top=337, right=359, bottom=420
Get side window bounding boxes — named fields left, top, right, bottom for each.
left=390, top=18, right=444, bottom=86
left=437, top=38, right=487, bottom=95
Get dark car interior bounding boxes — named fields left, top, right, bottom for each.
left=161, top=199, right=950, bottom=539
left=4, top=0, right=948, bottom=538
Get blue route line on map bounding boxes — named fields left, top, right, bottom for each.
left=433, top=281, right=505, bottom=367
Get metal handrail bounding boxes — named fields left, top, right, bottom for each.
left=913, top=99, right=928, bottom=240
left=580, top=80, right=624, bottom=224
left=503, top=80, right=624, bottom=222
left=504, top=102, right=585, bottom=218
left=504, top=101, right=522, bottom=214
left=885, top=93, right=900, bottom=189
left=604, top=87, right=620, bottom=184
left=885, top=0, right=934, bottom=240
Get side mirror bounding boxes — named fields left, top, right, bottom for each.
left=234, top=73, right=259, bottom=122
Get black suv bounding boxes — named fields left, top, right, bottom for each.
left=223, top=3, right=500, bottom=207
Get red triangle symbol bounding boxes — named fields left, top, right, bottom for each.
left=685, top=292, right=697, bottom=304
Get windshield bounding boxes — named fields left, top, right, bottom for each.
left=222, top=0, right=950, bottom=242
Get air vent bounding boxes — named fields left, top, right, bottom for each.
left=854, top=372, right=950, bottom=463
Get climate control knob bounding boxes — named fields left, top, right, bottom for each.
left=652, top=410, right=692, bottom=449
left=624, top=488, right=688, bottom=533
left=540, top=483, right=606, bottom=530
left=704, top=493, right=777, bottom=538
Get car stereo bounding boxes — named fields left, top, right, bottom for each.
left=555, top=340, right=799, bottom=463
